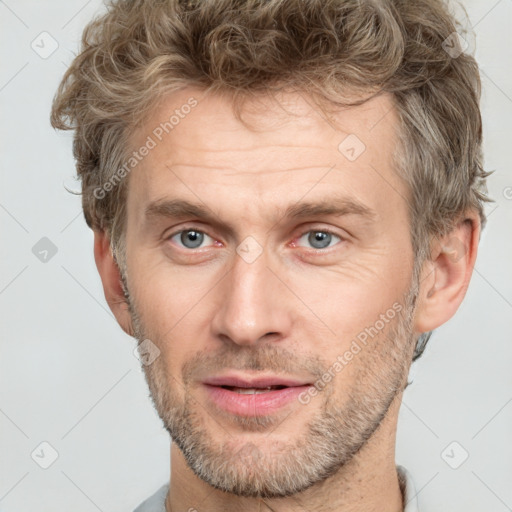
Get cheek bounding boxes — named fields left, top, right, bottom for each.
left=289, top=257, right=411, bottom=345
left=129, top=247, right=218, bottom=317
left=129, top=262, right=221, bottom=362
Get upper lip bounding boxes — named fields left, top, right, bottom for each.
left=203, top=374, right=312, bottom=388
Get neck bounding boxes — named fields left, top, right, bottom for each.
left=166, top=395, right=404, bottom=512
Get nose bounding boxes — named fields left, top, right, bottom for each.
left=210, top=248, right=292, bottom=347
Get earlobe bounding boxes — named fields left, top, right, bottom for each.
left=93, top=230, right=134, bottom=336
left=413, top=214, right=481, bottom=334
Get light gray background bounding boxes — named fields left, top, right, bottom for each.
left=0, top=1, right=511, bottom=511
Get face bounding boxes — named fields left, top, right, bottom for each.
left=121, top=88, right=419, bottom=498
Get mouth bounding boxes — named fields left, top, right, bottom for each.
left=202, top=374, right=314, bottom=416
left=217, top=385, right=288, bottom=394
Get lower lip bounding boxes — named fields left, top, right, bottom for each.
left=203, top=384, right=313, bottom=416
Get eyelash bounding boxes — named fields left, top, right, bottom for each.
left=295, top=228, right=342, bottom=250
left=166, top=227, right=344, bottom=252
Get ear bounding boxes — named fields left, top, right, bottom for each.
left=93, top=230, right=134, bottom=336
left=414, top=212, right=481, bottom=333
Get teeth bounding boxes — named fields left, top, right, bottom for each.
left=230, top=386, right=275, bottom=394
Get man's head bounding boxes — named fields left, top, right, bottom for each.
left=51, top=0, right=489, bottom=502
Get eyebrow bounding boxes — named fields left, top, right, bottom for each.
left=144, top=197, right=376, bottom=231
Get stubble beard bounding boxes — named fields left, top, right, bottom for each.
left=123, top=271, right=418, bottom=499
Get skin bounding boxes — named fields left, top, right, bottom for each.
left=94, top=87, right=480, bottom=512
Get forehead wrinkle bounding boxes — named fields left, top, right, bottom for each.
left=166, top=162, right=336, bottom=178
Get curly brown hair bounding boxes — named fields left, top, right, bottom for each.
left=50, top=0, right=491, bottom=359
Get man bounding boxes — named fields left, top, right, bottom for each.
left=51, top=0, right=489, bottom=510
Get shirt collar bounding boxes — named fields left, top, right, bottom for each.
left=135, top=466, right=420, bottom=512
left=398, top=465, right=420, bottom=512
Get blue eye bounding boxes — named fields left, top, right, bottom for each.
left=171, top=229, right=214, bottom=249
left=298, top=230, right=341, bottom=249
left=169, top=229, right=341, bottom=251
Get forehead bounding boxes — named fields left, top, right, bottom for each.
left=134, top=87, right=398, bottom=154
left=126, top=87, right=406, bottom=219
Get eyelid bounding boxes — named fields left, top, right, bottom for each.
left=164, top=223, right=212, bottom=240
left=293, top=228, right=344, bottom=250
left=163, top=224, right=347, bottom=251
left=297, top=226, right=344, bottom=238
left=166, top=226, right=217, bottom=249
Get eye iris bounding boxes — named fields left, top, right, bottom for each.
left=180, top=230, right=203, bottom=248
left=308, top=231, right=331, bottom=249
